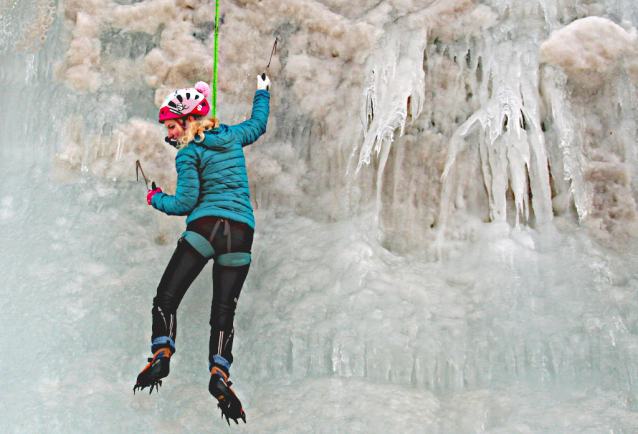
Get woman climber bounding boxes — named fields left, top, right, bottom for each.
left=133, top=74, right=271, bottom=425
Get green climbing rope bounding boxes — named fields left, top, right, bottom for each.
left=212, top=0, right=220, bottom=118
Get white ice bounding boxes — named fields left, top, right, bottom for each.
left=2, top=0, right=638, bottom=433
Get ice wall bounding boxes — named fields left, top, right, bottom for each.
left=356, top=0, right=638, bottom=251
left=45, top=0, right=638, bottom=249
left=540, top=16, right=638, bottom=243
left=3, top=0, right=638, bottom=433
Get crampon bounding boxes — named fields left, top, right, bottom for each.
left=209, top=367, right=246, bottom=425
left=133, top=348, right=172, bottom=395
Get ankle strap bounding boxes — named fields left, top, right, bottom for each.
left=154, top=348, right=172, bottom=358
left=211, top=366, right=228, bottom=380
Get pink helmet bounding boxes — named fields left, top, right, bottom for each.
left=159, top=81, right=211, bottom=123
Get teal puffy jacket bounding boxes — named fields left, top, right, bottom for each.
left=151, top=90, right=270, bottom=229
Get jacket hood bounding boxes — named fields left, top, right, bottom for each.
left=198, top=124, right=233, bottom=151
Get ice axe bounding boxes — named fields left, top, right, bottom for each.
left=135, top=160, right=156, bottom=191
left=262, top=38, right=278, bottom=81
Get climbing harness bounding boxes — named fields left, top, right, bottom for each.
left=182, top=218, right=251, bottom=266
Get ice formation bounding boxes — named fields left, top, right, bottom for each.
left=3, top=0, right=638, bottom=432
left=539, top=16, right=638, bottom=243
left=355, top=26, right=427, bottom=215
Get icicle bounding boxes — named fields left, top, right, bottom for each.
left=352, top=27, right=427, bottom=216
left=440, top=38, right=553, bottom=230
left=542, top=67, right=589, bottom=221
left=357, top=28, right=426, bottom=170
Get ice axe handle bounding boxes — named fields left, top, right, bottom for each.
left=261, top=72, right=266, bottom=80
left=151, top=181, right=157, bottom=191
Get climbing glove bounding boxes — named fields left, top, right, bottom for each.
left=257, top=73, right=270, bottom=92
left=147, top=185, right=162, bottom=205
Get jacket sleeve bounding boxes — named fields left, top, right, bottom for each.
left=151, top=147, right=200, bottom=216
left=229, top=89, right=270, bottom=147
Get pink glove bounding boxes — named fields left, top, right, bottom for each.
left=147, top=187, right=162, bottom=205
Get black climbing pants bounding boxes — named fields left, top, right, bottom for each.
left=151, top=216, right=254, bottom=368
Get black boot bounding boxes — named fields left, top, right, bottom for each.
left=209, top=366, right=246, bottom=425
left=133, top=348, right=172, bottom=394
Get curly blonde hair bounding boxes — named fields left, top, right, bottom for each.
left=177, top=116, right=220, bottom=149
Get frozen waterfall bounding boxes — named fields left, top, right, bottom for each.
left=3, top=0, right=638, bottom=433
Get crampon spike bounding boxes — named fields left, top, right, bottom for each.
left=133, top=349, right=171, bottom=395
left=210, top=368, right=246, bottom=424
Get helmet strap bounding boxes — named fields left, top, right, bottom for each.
left=164, top=136, right=179, bottom=148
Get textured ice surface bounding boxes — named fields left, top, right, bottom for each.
left=3, top=0, right=638, bottom=433
left=4, top=176, right=638, bottom=433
